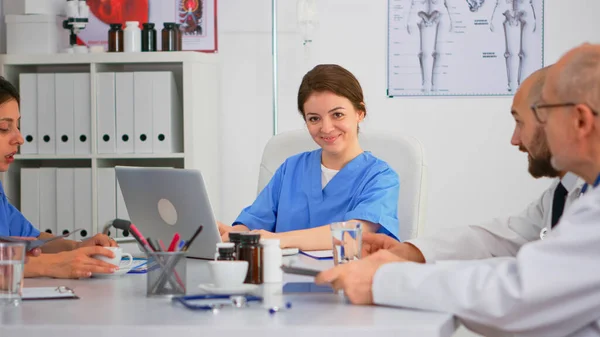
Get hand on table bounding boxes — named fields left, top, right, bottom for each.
left=315, top=250, right=407, bottom=305
left=37, top=246, right=118, bottom=279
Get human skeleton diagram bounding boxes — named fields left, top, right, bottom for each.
left=406, top=0, right=454, bottom=92
left=487, top=0, right=537, bottom=92
left=465, top=0, right=486, bottom=12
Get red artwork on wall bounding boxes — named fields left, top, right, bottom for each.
left=87, top=0, right=149, bottom=27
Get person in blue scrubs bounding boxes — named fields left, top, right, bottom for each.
left=219, top=65, right=400, bottom=250
left=0, top=76, right=118, bottom=279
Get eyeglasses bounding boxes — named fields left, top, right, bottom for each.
left=531, top=102, right=599, bottom=124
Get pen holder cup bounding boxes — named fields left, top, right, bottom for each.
left=146, top=251, right=187, bottom=297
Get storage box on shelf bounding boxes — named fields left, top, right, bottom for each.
left=0, top=52, right=220, bottom=242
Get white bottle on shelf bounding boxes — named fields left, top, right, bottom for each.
left=123, top=21, right=141, bottom=52
left=261, top=239, right=283, bottom=283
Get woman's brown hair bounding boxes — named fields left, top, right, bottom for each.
left=297, top=64, right=366, bottom=118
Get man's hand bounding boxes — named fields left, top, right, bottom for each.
left=362, top=233, right=425, bottom=263
left=76, top=233, right=117, bottom=249
left=315, top=250, right=407, bottom=305
left=362, top=233, right=403, bottom=256
left=26, top=246, right=118, bottom=279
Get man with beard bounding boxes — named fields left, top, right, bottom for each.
left=355, top=66, right=585, bottom=264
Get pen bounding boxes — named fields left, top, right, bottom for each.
left=159, top=239, right=167, bottom=252
left=167, top=233, right=180, bottom=252
left=177, top=240, right=186, bottom=252
left=147, top=237, right=158, bottom=252
left=181, top=225, right=203, bottom=252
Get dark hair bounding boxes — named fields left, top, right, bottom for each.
left=297, top=64, right=366, bottom=118
left=0, top=76, right=20, bottom=107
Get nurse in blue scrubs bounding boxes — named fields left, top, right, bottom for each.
left=219, top=65, right=400, bottom=250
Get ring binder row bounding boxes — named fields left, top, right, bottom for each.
left=19, top=71, right=182, bottom=155
left=20, top=168, right=130, bottom=240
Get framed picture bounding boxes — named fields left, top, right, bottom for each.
left=78, top=0, right=217, bottom=52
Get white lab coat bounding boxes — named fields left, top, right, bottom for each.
left=372, top=181, right=600, bottom=337
left=408, top=172, right=584, bottom=262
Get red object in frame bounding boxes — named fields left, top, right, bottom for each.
left=87, top=0, right=149, bottom=27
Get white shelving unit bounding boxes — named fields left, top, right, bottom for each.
left=0, top=51, right=220, bottom=240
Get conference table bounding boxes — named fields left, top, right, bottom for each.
left=1, top=253, right=458, bottom=337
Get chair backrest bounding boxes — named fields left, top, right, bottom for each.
left=257, top=129, right=428, bottom=240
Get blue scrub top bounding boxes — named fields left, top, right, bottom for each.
left=234, top=149, right=400, bottom=239
left=0, top=181, right=40, bottom=237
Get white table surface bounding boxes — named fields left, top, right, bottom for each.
left=0, top=254, right=457, bottom=337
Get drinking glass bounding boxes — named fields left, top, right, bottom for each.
left=329, top=222, right=362, bottom=265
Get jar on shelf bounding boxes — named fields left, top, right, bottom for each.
left=174, top=23, right=183, bottom=51
left=108, top=23, right=123, bottom=52
left=141, top=23, right=157, bottom=52
left=123, top=21, right=141, bottom=52
left=161, top=22, right=177, bottom=52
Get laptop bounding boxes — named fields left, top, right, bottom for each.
left=115, top=166, right=222, bottom=259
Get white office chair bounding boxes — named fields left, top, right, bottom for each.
left=257, top=129, right=428, bottom=240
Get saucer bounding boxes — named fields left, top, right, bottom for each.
left=198, top=283, right=259, bottom=295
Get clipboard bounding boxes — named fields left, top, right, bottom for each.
left=22, top=286, right=80, bottom=301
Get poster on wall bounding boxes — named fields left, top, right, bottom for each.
left=387, top=0, right=544, bottom=97
left=78, top=0, right=217, bottom=52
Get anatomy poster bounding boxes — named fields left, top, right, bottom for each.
left=78, top=0, right=217, bottom=52
left=387, top=0, right=544, bottom=96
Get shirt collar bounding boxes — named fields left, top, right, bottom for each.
left=561, top=171, right=585, bottom=194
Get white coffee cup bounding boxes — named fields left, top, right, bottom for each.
left=208, top=260, right=248, bottom=288
left=93, top=247, right=133, bottom=268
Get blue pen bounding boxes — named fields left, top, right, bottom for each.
left=177, top=240, right=186, bottom=251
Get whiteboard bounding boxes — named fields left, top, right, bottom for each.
left=387, top=0, right=544, bottom=97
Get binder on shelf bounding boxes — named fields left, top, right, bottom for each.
left=152, top=72, right=182, bottom=154
left=115, top=179, right=130, bottom=239
left=19, top=74, right=38, bottom=154
left=133, top=72, right=154, bottom=154
left=56, top=168, right=74, bottom=236
left=73, top=168, right=92, bottom=241
left=55, top=74, right=74, bottom=154
left=73, top=73, right=91, bottom=155
left=20, top=168, right=40, bottom=229
left=97, top=168, right=116, bottom=239
left=38, top=168, right=57, bottom=235
left=36, top=74, right=56, bottom=154
left=96, top=73, right=117, bottom=154
left=115, top=72, right=134, bottom=154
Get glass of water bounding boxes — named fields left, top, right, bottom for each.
left=329, top=222, right=362, bottom=265
left=0, top=242, right=26, bottom=307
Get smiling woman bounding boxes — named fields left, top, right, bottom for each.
left=219, top=65, right=401, bottom=251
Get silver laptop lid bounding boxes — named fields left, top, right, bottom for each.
left=115, top=166, right=221, bottom=259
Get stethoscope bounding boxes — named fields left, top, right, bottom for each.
left=540, top=173, right=600, bottom=240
